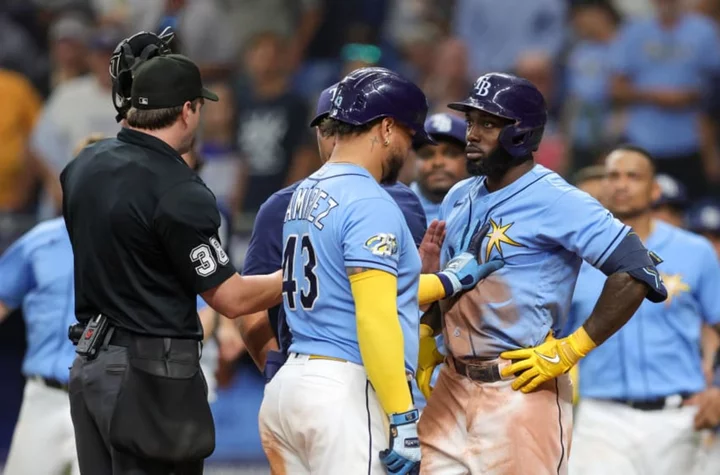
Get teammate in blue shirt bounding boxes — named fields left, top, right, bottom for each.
left=417, top=74, right=667, bottom=474
left=0, top=217, right=80, bottom=475
left=239, top=81, right=428, bottom=379
left=257, top=68, right=502, bottom=475
left=410, top=113, right=467, bottom=225
left=567, top=145, right=720, bottom=475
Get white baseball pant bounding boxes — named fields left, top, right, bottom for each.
left=258, top=353, right=390, bottom=474
left=4, top=377, right=80, bottom=475
left=570, top=398, right=702, bottom=475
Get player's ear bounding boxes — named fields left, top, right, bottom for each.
left=382, top=117, right=394, bottom=145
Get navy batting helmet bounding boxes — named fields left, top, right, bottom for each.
left=329, top=67, right=435, bottom=145
left=109, top=27, right=175, bottom=122
left=448, top=73, right=547, bottom=158
left=423, top=113, right=466, bottom=146
left=310, top=82, right=339, bottom=127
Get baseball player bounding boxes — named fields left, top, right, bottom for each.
left=410, top=113, right=468, bottom=225
left=258, top=67, right=503, bottom=475
left=687, top=199, right=720, bottom=258
left=0, top=218, right=79, bottom=475
left=567, top=145, right=720, bottom=475
left=239, top=81, right=430, bottom=379
left=416, top=73, right=668, bottom=475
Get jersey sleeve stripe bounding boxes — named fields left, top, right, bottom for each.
left=344, top=258, right=398, bottom=275
left=592, top=225, right=628, bottom=268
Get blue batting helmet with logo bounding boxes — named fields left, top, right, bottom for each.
left=686, top=199, right=720, bottom=233
left=448, top=73, right=547, bottom=158
left=310, top=82, right=340, bottom=127
left=329, top=67, right=435, bottom=145
left=423, top=113, right=466, bottom=146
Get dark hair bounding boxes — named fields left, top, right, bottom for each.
left=571, top=0, right=622, bottom=26
left=610, top=143, right=657, bottom=175
left=317, top=117, right=333, bottom=138
left=322, top=117, right=384, bottom=139
left=126, top=99, right=200, bottom=130
left=571, top=165, right=606, bottom=186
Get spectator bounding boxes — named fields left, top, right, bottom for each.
left=47, top=13, right=91, bottom=88
left=0, top=70, right=43, bottom=212
left=452, top=0, right=566, bottom=78
left=198, top=81, right=241, bottom=220
left=233, top=31, right=318, bottom=218
left=99, top=0, right=237, bottom=80
left=609, top=0, right=720, bottom=198
left=422, top=37, right=471, bottom=114
left=0, top=11, right=49, bottom=95
left=516, top=51, right=568, bottom=174
left=30, top=27, right=123, bottom=218
left=565, top=0, right=623, bottom=171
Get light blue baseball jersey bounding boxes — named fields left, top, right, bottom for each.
left=410, top=181, right=441, bottom=225
left=610, top=14, right=720, bottom=157
left=439, top=164, right=629, bottom=358
left=566, top=221, right=720, bottom=399
left=0, top=217, right=77, bottom=383
left=283, top=163, right=422, bottom=374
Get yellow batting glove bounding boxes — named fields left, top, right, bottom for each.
left=416, top=324, right=444, bottom=400
left=500, top=327, right=597, bottom=394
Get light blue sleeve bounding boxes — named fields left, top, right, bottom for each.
left=538, top=189, right=629, bottom=269
left=196, top=295, right=208, bottom=311
left=696, top=241, right=720, bottom=325
left=0, top=235, right=35, bottom=309
left=341, top=198, right=405, bottom=276
left=609, top=23, right=636, bottom=76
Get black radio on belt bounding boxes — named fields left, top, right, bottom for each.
left=75, top=314, right=111, bottom=359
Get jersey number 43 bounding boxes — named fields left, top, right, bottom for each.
left=282, top=234, right=319, bottom=310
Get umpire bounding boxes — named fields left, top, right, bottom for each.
left=60, top=54, right=282, bottom=474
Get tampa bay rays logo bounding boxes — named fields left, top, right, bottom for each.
left=429, top=114, right=453, bottom=133
left=484, top=218, right=524, bottom=261
left=474, top=77, right=493, bottom=97
left=364, top=233, right=398, bottom=258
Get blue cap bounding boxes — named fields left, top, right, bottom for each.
left=329, top=67, right=435, bottom=146
left=686, top=200, right=720, bottom=233
left=422, top=113, right=466, bottom=146
left=654, top=174, right=688, bottom=208
left=310, top=82, right=339, bottom=127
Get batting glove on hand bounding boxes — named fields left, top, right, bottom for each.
left=380, top=409, right=421, bottom=475
left=416, top=324, right=444, bottom=400
left=500, top=328, right=596, bottom=393
left=437, top=222, right=504, bottom=297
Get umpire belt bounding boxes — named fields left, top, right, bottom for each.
left=449, top=356, right=503, bottom=383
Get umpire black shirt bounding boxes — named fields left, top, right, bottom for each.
left=60, top=128, right=235, bottom=339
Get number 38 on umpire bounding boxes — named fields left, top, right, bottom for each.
left=60, top=54, right=282, bottom=474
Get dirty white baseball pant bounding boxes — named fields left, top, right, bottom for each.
left=418, top=361, right=573, bottom=475
left=258, top=353, right=390, bottom=474
left=570, top=398, right=702, bottom=475
left=4, top=377, right=80, bottom=475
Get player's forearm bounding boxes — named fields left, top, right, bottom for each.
left=0, top=301, right=10, bottom=324
left=418, top=273, right=448, bottom=306
left=582, top=271, right=648, bottom=347
left=236, top=310, right=279, bottom=371
left=350, top=270, right=413, bottom=415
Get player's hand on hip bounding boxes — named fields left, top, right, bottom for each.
left=500, top=331, right=586, bottom=393
left=380, top=409, right=421, bottom=474
left=437, top=222, right=504, bottom=297
left=416, top=324, right=444, bottom=400
left=683, top=387, right=720, bottom=430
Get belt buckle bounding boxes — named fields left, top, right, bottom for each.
left=465, top=363, right=494, bottom=382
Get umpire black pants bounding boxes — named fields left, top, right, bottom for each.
left=69, top=344, right=204, bottom=475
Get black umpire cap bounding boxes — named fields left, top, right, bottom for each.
left=131, top=54, right=218, bottom=109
